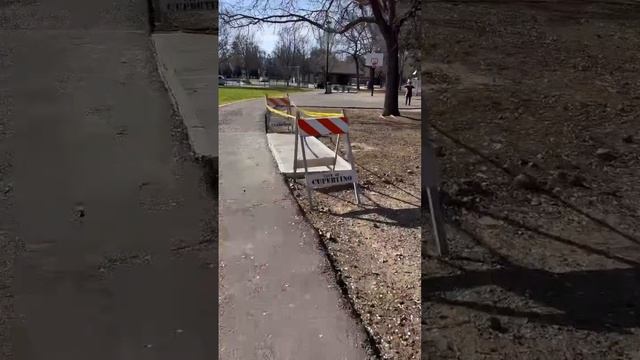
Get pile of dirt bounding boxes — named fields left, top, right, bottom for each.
left=289, top=110, right=422, bottom=359
left=422, top=1, right=640, bottom=359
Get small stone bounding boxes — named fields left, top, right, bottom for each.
left=478, top=216, right=502, bottom=227
left=531, top=197, right=541, bottom=206
left=569, top=174, right=588, bottom=188
left=407, top=169, right=414, bottom=175
left=488, top=316, right=509, bottom=333
left=434, top=145, right=445, bottom=157
left=458, top=179, right=487, bottom=196
left=595, top=148, right=617, bottom=161
left=74, top=205, right=86, bottom=218
left=551, top=170, right=569, bottom=184
left=513, top=174, right=537, bottom=190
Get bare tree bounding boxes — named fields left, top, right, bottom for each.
left=218, top=22, right=231, bottom=75
left=229, top=30, right=262, bottom=78
left=221, top=0, right=420, bottom=115
left=336, top=22, right=372, bottom=90
left=272, top=24, right=308, bottom=86
left=398, top=12, right=420, bottom=87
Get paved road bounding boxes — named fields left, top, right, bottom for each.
left=0, top=1, right=217, bottom=359
left=219, top=97, right=372, bottom=359
left=290, top=91, right=421, bottom=110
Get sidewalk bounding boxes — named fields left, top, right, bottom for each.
left=154, top=33, right=373, bottom=359
left=152, top=32, right=218, bottom=162
left=3, top=1, right=218, bottom=358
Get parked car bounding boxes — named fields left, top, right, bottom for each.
left=259, top=77, right=269, bottom=83
left=218, top=75, right=226, bottom=86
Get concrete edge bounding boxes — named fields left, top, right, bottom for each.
left=253, top=130, right=381, bottom=358
left=218, top=97, right=261, bottom=108
left=281, top=177, right=383, bottom=359
left=151, top=35, right=217, bottom=164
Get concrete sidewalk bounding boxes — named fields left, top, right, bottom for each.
left=152, top=32, right=218, bottom=161
left=2, top=1, right=218, bottom=358
left=219, top=99, right=372, bottom=360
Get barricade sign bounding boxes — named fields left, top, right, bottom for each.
left=264, top=95, right=295, bottom=133
left=306, top=170, right=358, bottom=189
left=293, top=109, right=361, bottom=208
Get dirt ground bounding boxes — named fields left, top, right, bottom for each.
left=288, top=109, right=422, bottom=359
left=0, top=45, right=16, bottom=359
left=422, top=1, right=640, bottom=359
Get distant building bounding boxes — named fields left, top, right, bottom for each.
left=315, top=59, right=367, bottom=86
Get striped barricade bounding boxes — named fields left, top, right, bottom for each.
left=293, top=111, right=361, bottom=208
left=264, top=95, right=295, bottom=133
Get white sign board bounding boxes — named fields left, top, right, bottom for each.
left=365, top=53, right=384, bottom=68
left=305, top=170, right=358, bottom=189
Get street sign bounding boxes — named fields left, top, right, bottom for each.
left=305, top=170, right=358, bottom=189
left=365, top=53, right=384, bottom=68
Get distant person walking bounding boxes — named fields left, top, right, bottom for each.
left=404, top=80, right=415, bottom=106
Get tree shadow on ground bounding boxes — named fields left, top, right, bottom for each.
left=423, top=211, right=640, bottom=334
left=332, top=206, right=420, bottom=229
left=356, top=164, right=420, bottom=202
left=316, top=191, right=420, bottom=229
left=424, top=264, right=640, bottom=334
left=427, top=122, right=640, bottom=246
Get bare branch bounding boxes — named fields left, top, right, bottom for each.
left=222, top=11, right=376, bottom=34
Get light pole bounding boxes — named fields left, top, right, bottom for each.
left=325, top=20, right=331, bottom=94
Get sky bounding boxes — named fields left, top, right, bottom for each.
left=256, top=25, right=279, bottom=53
left=220, top=0, right=323, bottom=54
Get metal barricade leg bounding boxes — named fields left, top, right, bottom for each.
left=344, top=133, right=361, bottom=205
left=293, top=128, right=299, bottom=177
left=332, top=134, right=340, bottom=171
left=300, top=135, right=314, bottom=209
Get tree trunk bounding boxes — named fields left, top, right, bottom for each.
left=354, top=55, right=360, bottom=90
left=382, top=29, right=400, bottom=116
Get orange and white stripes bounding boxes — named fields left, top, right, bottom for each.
left=297, top=116, right=349, bottom=137
left=266, top=97, right=291, bottom=109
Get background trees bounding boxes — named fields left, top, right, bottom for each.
left=220, top=0, right=420, bottom=115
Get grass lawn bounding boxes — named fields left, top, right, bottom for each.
left=218, top=86, right=309, bottom=105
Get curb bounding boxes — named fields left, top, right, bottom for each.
left=218, top=98, right=261, bottom=108
left=284, top=179, right=382, bottom=359
left=151, top=36, right=218, bottom=169
left=295, top=105, right=422, bottom=111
